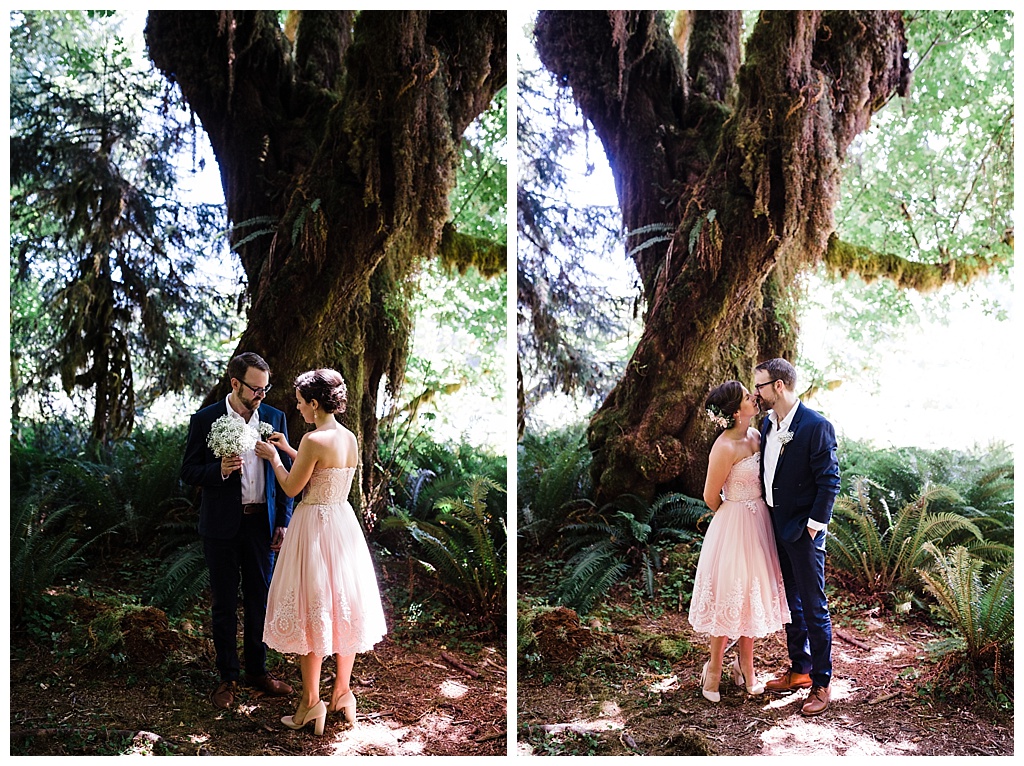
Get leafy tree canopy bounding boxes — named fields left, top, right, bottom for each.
left=10, top=10, right=229, bottom=443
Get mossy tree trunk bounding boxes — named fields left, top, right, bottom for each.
left=147, top=11, right=505, bottom=512
left=535, top=10, right=909, bottom=501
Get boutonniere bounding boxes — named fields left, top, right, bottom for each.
left=777, top=429, right=794, bottom=446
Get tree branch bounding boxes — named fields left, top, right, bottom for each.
left=824, top=233, right=1010, bottom=291
left=437, top=223, right=505, bottom=277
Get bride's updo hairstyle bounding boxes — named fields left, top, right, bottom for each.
left=294, top=368, right=348, bottom=414
left=705, top=380, right=744, bottom=430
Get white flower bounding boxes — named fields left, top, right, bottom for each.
left=777, top=429, right=794, bottom=445
left=207, top=414, right=259, bottom=457
left=258, top=422, right=275, bottom=440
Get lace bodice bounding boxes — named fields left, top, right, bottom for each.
left=722, top=453, right=763, bottom=503
left=302, top=466, right=356, bottom=505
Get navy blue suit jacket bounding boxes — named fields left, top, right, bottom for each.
left=759, top=402, right=840, bottom=543
left=180, top=401, right=293, bottom=540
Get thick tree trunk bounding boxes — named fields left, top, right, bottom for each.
left=536, top=10, right=908, bottom=501
left=147, top=11, right=505, bottom=514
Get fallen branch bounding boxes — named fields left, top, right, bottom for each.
left=533, top=721, right=623, bottom=736
left=440, top=651, right=481, bottom=678
left=835, top=629, right=871, bottom=650
left=474, top=730, right=506, bottom=743
left=868, top=691, right=900, bottom=705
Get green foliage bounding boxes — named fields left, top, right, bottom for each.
left=516, top=59, right=636, bottom=422
left=148, top=537, right=208, bottom=617
left=379, top=429, right=506, bottom=522
left=522, top=728, right=606, bottom=757
left=838, top=439, right=1014, bottom=555
left=10, top=495, right=88, bottom=624
left=517, top=424, right=593, bottom=551
left=828, top=477, right=985, bottom=606
left=10, top=10, right=230, bottom=442
left=383, top=477, right=506, bottom=628
left=555, top=492, right=706, bottom=616
left=917, top=544, right=1013, bottom=693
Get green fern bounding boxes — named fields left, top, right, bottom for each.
left=917, top=543, right=1013, bottom=683
left=11, top=495, right=87, bottom=623
left=829, top=477, right=984, bottom=604
left=518, top=433, right=592, bottom=551
left=383, top=476, right=506, bottom=626
left=554, top=492, right=706, bottom=616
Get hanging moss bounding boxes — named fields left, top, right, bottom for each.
left=824, top=234, right=1007, bottom=291
left=437, top=223, right=505, bottom=277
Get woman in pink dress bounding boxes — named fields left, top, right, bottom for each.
left=255, top=369, right=387, bottom=734
left=688, top=380, right=790, bottom=702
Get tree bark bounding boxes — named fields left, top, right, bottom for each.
left=536, top=10, right=909, bottom=501
left=147, top=11, right=506, bottom=514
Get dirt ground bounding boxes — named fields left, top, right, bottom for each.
left=10, top=599, right=506, bottom=756
left=517, top=598, right=1013, bottom=757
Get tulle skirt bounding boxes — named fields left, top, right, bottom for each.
left=264, top=499, right=387, bottom=657
left=688, top=497, right=791, bottom=638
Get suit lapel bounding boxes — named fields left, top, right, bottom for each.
left=775, top=403, right=804, bottom=475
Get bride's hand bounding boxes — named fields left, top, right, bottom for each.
left=267, top=432, right=288, bottom=450
left=254, top=441, right=277, bottom=461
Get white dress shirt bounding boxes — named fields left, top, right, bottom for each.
left=763, top=400, right=826, bottom=533
left=222, top=394, right=266, bottom=504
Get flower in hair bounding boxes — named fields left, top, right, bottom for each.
left=705, top=404, right=734, bottom=429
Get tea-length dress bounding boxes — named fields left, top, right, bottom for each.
left=264, top=466, right=387, bottom=656
left=688, top=453, right=791, bottom=638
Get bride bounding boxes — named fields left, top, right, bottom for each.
left=255, top=369, right=387, bottom=734
left=688, top=380, right=790, bottom=702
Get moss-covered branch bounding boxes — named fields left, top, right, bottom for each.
left=824, top=233, right=1011, bottom=291
left=438, top=223, right=505, bottom=277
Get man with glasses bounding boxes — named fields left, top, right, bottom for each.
left=181, top=352, right=295, bottom=710
left=753, top=358, right=840, bottom=717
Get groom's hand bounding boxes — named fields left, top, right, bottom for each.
left=270, top=526, right=286, bottom=551
left=221, top=455, right=243, bottom=478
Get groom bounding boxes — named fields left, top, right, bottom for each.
left=180, top=352, right=294, bottom=710
left=754, top=358, right=840, bottom=716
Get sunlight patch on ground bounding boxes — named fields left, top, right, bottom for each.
left=648, top=675, right=681, bottom=693
left=187, top=734, right=210, bottom=744
left=324, top=712, right=472, bottom=756
left=762, top=678, right=857, bottom=713
left=439, top=679, right=469, bottom=699
left=759, top=716, right=921, bottom=756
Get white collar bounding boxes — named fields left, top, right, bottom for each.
left=225, top=393, right=260, bottom=424
left=769, top=399, right=800, bottom=431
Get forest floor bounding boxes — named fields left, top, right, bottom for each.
left=517, top=565, right=1013, bottom=757
left=10, top=564, right=507, bottom=757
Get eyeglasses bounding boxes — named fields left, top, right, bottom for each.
left=239, top=380, right=272, bottom=396
left=753, top=380, right=779, bottom=392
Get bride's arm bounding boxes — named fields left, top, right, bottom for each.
left=702, top=439, right=732, bottom=512
left=255, top=434, right=317, bottom=498
left=267, top=432, right=298, bottom=460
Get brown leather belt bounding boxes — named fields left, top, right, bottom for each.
left=242, top=503, right=267, bottom=515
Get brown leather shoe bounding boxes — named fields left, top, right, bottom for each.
left=801, top=685, right=830, bottom=716
left=250, top=673, right=293, bottom=696
left=765, top=671, right=813, bottom=693
left=211, top=680, right=237, bottom=709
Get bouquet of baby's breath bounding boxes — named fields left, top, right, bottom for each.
left=207, top=414, right=259, bottom=457
left=258, top=422, right=274, bottom=441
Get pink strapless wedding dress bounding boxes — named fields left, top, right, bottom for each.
left=264, top=467, right=387, bottom=657
left=688, top=453, right=790, bottom=638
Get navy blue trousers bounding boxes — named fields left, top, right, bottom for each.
left=775, top=529, right=833, bottom=688
left=202, top=513, right=274, bottom=681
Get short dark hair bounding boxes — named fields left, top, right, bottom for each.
left=755, top=358, right=796, bottom=390
left=228, top=352, right=270, bottom=383
left=294, top=368, right=348, bottom=414
left=705, top=380, right=745, bottom=428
